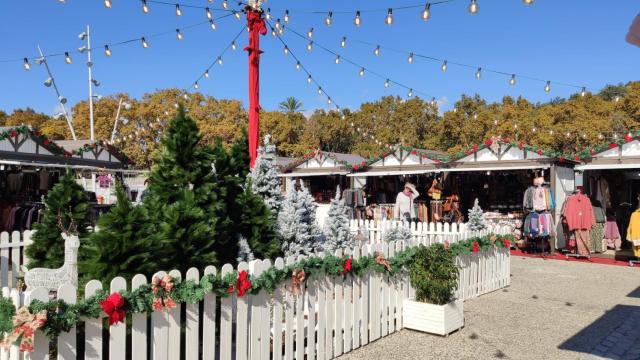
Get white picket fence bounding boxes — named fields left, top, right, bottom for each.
left=0, top=232, right=510, bottom=360
left=0, top=231, right=32, bottom=289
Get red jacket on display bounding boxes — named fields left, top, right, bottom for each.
left=562, top=193, right=595, bottom=231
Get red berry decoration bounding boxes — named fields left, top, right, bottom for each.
left=466, top=150, right=473, bottom=155
left=518, top=143, right=524, bottom=150
left=484, top=139, right=492, bottom=146
left=411, top=150, right=417, bottom=155
left=43, top=139, right=50, bottom=146
left=472, top=144, right=479, bottom=152
left=353, top=164, right=360, bottom=171
left=10, top=130, right=17, bottom=138
left=625, top=134, right=633, bottom=143
left=608, top=143, right=618, bottom=149
left=537, top=149, right=543, bottom=155
left=574, top=155, right=580, bottom=161
left=34, top=131, right=41, bottom=137
left=559, top=156, right=566, bottom=163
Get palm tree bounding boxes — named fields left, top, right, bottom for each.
left=278, top=97, right=304, bottom=113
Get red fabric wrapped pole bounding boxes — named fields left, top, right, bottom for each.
left=245, top=8, right=267, bottom=168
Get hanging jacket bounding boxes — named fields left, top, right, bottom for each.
left=627, top=210, right=640, bottom=241
left=562, top=194, right=595, bottom=231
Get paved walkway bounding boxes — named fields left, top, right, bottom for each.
left=340, top=255, right=640, bottom=360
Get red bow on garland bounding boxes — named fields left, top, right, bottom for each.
left=0, top=307, right=47, bottom=353
left=342, top=258, right=352, bottom=274
left=229, top=270, right=252, bottom=297
left=502, top=239, right=511, bottom=248
left=472, top=242, right=480, bottom=253
left=375, top=252, right=392, bottom=272
left=151, top=274, right=177, bottom=311
left=290, top=269, right=306, bottom=296
left=100, top=292, right=126, bottom=326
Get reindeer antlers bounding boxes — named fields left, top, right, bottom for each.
left=56, top=207, right=79, bottom=235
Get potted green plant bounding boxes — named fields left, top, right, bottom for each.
left=403, top=243, right=463, bottom=335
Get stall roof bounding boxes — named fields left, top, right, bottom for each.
left=575, top=137, right=640, bottom=171
left=0, top=126, right=129, bottom=170
left=351, top=146, right=447, bottom=175
left=283, top=150, right=364, bottom=176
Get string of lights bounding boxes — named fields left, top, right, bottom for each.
left=185, top=25, right=248, bottom=93
left=347, top=38, right=588, bottom=93
left=279, top=22, right=441, bottom=101
left=264, top=18, right=389, bottom=148
left=0, top=12, right=236, bottom=65
left=98, top=0, right=236, bottom=13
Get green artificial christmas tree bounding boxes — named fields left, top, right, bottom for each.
left=467, top=198, right=487, bottom=232
left=26, top=170, right=90, bottom=268
left=80, top=182, right=160, bottom=282
left=143, top=106, right=229, bottom=271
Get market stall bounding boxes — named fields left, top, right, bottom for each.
left=279, top=150, right=364, bottom=226
left=574, top=136, right=640, bottom=260
left=0, top=126, right=132, bottom=231
left=347, top=146, right=448, bottom=222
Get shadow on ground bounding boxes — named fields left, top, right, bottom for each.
left=628, top=286, right=640, bottom=299
left=558, top=304, right=640, bottom=357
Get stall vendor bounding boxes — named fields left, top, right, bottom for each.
left=394, top=182, right=419, bottom=222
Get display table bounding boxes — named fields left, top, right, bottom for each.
left=484, top=212, right=523, bottom=239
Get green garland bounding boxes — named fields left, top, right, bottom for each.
left=0, top=126, right=67, bottom=157
left=0, top=234, right=512, bottom=342
left=350, top=145, right=450, bottom=172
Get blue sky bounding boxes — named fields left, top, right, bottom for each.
left=0, top=0, right=638, bottom=117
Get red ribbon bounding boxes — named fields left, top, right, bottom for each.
left=152, top=274, right=177, bottom=311
left=472, top=242, right=480, bottom=253
left=100, top=292, right=126, bottom=326
left=342, top=258, right=352, bottom=274
left=236, top=270, right=252, bottom=297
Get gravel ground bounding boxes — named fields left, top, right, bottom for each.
left=339, top=255, right=640, bottom=360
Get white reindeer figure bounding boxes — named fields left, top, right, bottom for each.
left=24, top=212, right=79, bottom=291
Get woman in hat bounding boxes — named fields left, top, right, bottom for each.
left=394, top=182, right=419, bottom=222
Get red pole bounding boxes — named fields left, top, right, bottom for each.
left=245, top=7, right=266, bottom=168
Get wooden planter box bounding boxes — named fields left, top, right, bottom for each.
left=402, top=299, right=464, bottom=336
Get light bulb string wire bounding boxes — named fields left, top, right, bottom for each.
left=282, top=24, right=437, bottom=99
left=145, top=0, right=233, bottom=11
left=267, top=0, right=455, bottom=15
left=186, top=24, right=247, bottom=90
left=264, top=19, right=343, bottom=113
left=349, top=38, right=588, bottom=90
left=0, top=13, right=235, bottom=63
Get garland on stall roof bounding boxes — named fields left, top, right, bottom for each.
left=73, top=140, right=131, bottom=165
left=0, top=234, right=513, bottom=352
left=350, top=145, right=450, bottom=172
left=570, top=132, right=639, bottom=162
left=0, top=126, right=67, bottom=157
left=451, top=138, right=564, bottom=161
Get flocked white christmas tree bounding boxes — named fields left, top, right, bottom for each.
left=278, top=183, right=322, bottom=257
left=382, top=226, right=413, bottom=243
left=467, top=198, right=487, bottom=231
left=323, top=186, right=354, bottom=252
left=249, top=134, right=284, bottom=215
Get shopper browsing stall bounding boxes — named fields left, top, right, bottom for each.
left=394, top=182, right=419, bottom=222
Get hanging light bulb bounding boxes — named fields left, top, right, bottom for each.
left=549, top=130, right=554, bottom=135
left=408, top=89, right=414, bottom=97
left=544, top=81, right=551, bottom=92
left=307, top=41, right=313, bottom=52
left=384, top=79, right=390, bottom=88
left=317, top=87, right=323, bottom=95
left=283, top=46, right=289, bottom=55
left=359, top=67, right=365, bottom=77
left=325, top=11, right=333, bottom=26
left=64, top=52, right=72, bottom=64
left=422, top=3, right=431, bottom=21
left=385, top=8, right=393, bottom=25
left=205, top=7, right=212, bottom=20
left=176, top=29, right=183, bottom=40
left=271, top=29, right=276, bottom=36
left=615, top=95, right=621, bottom=102
left=509, top=74, right=516, bottom=86
left=44, top=77, right=53, bottom=87
left=408, top=53, right=414, bottom=64
left=175, top=4, right=182, bottom=16
left=295, top=61, right=301, bottom=70
left=104, top=45, right=112, bottom=56
left=307, top=28, right=314, bottom=38
left=142, top=0, right=149, bottom=13
left=209, top=20, right=217, bottom=30
left=441, top=60, right=447, bottom=72
left=222, top=0, right=228, bottom=9
left=430, top=97, right=436, bottom=106
left=307, top=75, right=312, bottom=84
left=473, top=114, right=478, bottom=120
left=58, top=95, right=67, bottom=104
left=340, top=36, right=347, bottom=48
left=217, top=56, right=223, bottom=65
left=275, top=19, right=281, bottom=30
left=598, top=133, right=603, bottom=139
left=532, top=127, right=537, bottom=133
left=141, top=37, right=149, bottom=48
left=523, top=0, right=534, bottom=5
left=204, top=70, right=209, bottom=78
left=265, top=8, right=271, bottom=20
left=374, top=45, right=380, bottom=56
left=23, top=58, right=30, bottom=71
left=194, top=82, right=199, bottom=89
left=335, top=55, right=340, bottom=64
left=468, top=0, right=479, bottom=14
left=231, top=41, right=237, bottom=50
left=284, top=10, right=289, bottom=23
left=580, top=87, right=586, bottom=97
left=233, top=10, right=241, bottom=20
left=278, top=25, right=284, bottom=35
left=475, top=67, right=482, bottom=80
left=354, top=10, right=361, bottom=27
left=104, top=0, right=112, bottom=8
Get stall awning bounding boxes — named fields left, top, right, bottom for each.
left=278, top=171, right=349, bottom=177
left=0, top=159, right=146, bottom=174
left=575, top=163, right=640, bottom=171
left=347, top=169, right=439, bottom=177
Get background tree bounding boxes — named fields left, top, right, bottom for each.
left=278, top=97, right=304, bottom=113
left=3, top=108, right=52, bottom=128
left=26, top=171, right=90, bottom=268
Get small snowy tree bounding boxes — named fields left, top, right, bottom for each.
left=467, top=198, right=487, bottom=231
left=278, top=184, right=322, bottom=257
left=324, top=186, right=354, bottom=252
left=383, top=226, right=412, bottom=243
left=249, top=134, right=284, bottom=215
